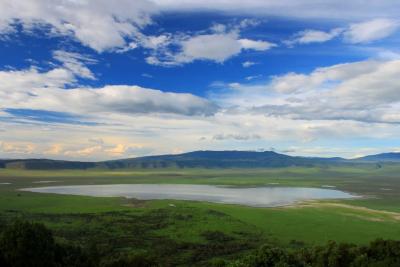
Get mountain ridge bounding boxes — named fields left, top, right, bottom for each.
left=0, top=150, right=394, bottom=170
left=356, top=152, right=400, bottom=162
left=0, top=150, right=360, bottom=170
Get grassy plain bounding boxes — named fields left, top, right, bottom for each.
left=0, top=165, right=400, bottom=265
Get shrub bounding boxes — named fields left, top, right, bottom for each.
left=0, top=220, right=58, bottom=267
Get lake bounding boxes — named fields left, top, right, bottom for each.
left=21, top=184, right=356, bottom=207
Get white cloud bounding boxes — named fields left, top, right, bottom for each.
left=0, top=61, right=225, bottom=160
left=228, top=83, right=242, bottom=89
left=285, top=19, right=399, bottom=47
left=178, top=33, right=242, bottom=63
left=269, top=60, right=382, bottom=94
left=141, top=73, right=153, bottom=78
left=116, top=42, right=139, bottom=53
left=0, top=67, right=75, bottom=90
left=0, top=64, right=218, bottom=117
left=146, top=22, right=276, bottom=66
left=215, top=59, right=400, bottom=124
left=375, top=49, right=400, bottom=60
left=285, top=28, right=343, bottom=46
left=1, top=85, right=218, bottom=117
left=62, top=143, right=146, bottom=158
left=174, top=36, right=272, bottom=64
left=1, top=1, right=400, bottom=54
left=140, top=34, right=171, bottom=49
left=210, top=23, right=227, bottom=33
left=0, top=50, right=218, bottom=117
left=0, top=60, right=357, bottom=160
left=245, top=75, right=262, bottom=81
left=0, top=138, right=151, bottom=160
left=0, top=50, right=97, bottom=91
left=53, top=50, right=97, bottom=80
left=344, top=18, right=400, bottom=43
left=0, top=141, right=36, bottom=154
left=213, top=133, right=261, bottom=141
left=145, top=56, right=172, bottom=66
left=0, top=19, right=15, bottom=37
left=3, top=108, right=400, bottom=160
left=0, top=0, right=157, bottom=52
left=242, top=61, right=257, bottom=68
left=238, top=38, right=276, bottom=51
left=151, top=0, right=400, bottom=20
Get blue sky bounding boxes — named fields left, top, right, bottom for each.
left=1, top=0, right=400, bottom=160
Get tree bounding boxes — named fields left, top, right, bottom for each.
left=100, top=252, right=158, bottom=267
left=0, top=220, right=58, bottom=267
left=231, top=244, right=303, bottom=267
left=0, top=248, right=10, bottom=267
left=310, top=241, right=358, bottom=267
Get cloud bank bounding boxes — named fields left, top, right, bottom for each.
left=216, top=59, right=400, bottom=124
left=0, top=0, right=156, bottom=52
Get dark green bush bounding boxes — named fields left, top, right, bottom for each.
left=100, top=252, right=158, bottom=267
left=0, top=220, right=59, bottom=267
left=1, top=219, right=400, bottom=267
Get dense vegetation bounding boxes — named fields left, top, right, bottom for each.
left=0, top=208, right=264, bottom=266
left=1, top=220, right=399, bottom=267
left=230, top=240, right=400, bottom=267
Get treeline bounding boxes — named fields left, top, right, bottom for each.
left=225, top=240, right=400, bottom=267
left=0, top=220, right=399, bottom=267
left=0, top=220, right=156, bottom=267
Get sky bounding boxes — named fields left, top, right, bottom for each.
left=0, top=0, right=400, bottom=161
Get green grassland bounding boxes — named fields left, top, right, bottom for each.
left=1, top=165, right=400, bottom=265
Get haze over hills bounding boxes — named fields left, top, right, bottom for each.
left=356, top=152, right=400, bottom=162
left=1, top=150, right=396, bottom=170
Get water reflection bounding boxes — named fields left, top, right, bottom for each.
left=22, top=184, right=355, bottom=207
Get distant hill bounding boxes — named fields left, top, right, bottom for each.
left=0, top=150, right=378, bottom=170
left=356, top=152, right=400, bottom=162
left=0, top=159, right=96, bottom=170
left=100, top=150, right=315, bottom=169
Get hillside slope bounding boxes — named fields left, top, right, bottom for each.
left=0, top=150, right=361, bottom=170
left=356, top=152, right=400, bottom=162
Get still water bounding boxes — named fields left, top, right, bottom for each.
left=22, top=184, right=355, bottom=207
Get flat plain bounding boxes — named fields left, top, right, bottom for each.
left=1, top=165, right=400, bottom=265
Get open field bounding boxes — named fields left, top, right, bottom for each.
left=1, top=165, right=400, bottom=265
